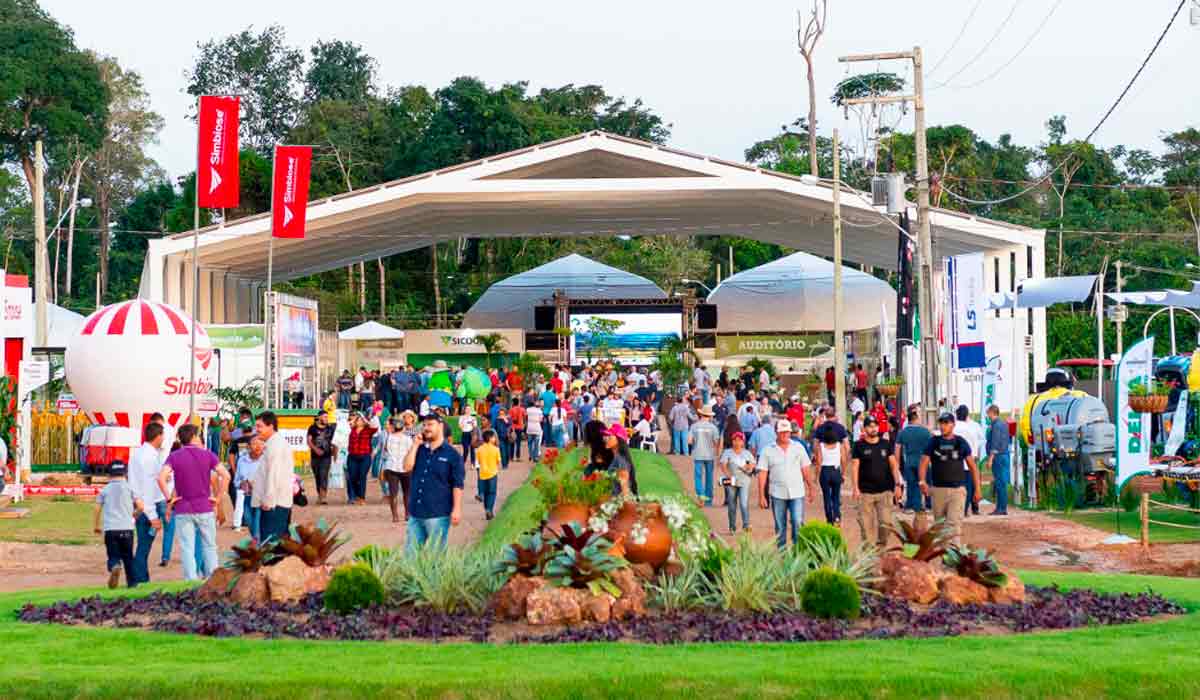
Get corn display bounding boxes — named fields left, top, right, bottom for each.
left=31, top=407, right=91, bottom=466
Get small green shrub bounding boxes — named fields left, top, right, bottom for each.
left=1119, top=483, right=1141, bottom=513
left=324, top=563, right=386, bottom=614
left=795, top=521, right=846, bottom=556
left=353, top=544, right=390, bottom=570
left=711, top=539, right=783, bottom=612
left=380, top=542, right=502, bottom=614
left=800, top=567, right=861, bottom=620
left=647, top=562, right=713, bottom=612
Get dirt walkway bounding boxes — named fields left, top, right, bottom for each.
left=0, top=452, right=536, bottom=593
left=660, top=452, right=1199, bottom=575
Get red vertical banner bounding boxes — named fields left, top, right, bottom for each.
left=196, top=95, right=240, bottom=208
left=271, top=145, right=313, bottom=239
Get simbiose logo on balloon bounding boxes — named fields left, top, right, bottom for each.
left=164, top=377, right=214, bottom=396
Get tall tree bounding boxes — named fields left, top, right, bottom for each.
left=0, top=0, right=108, bottom=199
left=185, top=25, right=305, bottom=154
left=1161, top=128, right=1200, bottom=255
left=796, top=0, right=827, bottom=177
left=79, top=54, right=163, bottom=301
left=303, top=39, right=376, bottom=104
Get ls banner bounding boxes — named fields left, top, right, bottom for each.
left=947, top=252, right=986, bottom=369
left=271, top=146, right=312, bottom=239
left=196, top=96, right=240, bottom=208
left=1116, top=336, right=1154, bottom=490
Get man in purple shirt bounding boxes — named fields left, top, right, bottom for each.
left=157, top=423, right=229, bottom=581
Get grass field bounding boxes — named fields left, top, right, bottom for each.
left=1, top=570, right=1197, bottom=699
left=0, top=496, right=96, bottom=546
left=1054, top=507, right=1200, bottom=544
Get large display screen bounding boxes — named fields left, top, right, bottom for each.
left=569, top=312, right=682, bottom=366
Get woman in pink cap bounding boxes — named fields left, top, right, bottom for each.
left=601, top=423, right=638, bottom=497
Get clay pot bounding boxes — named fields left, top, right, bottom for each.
left=607, top=502, right=672, bottom=568
left=544, top=502, right=591, bottom=536
left=878, top=383, right=901, bottom=397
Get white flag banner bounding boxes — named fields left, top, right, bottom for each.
left=1116, top=336, right=1154, bottom=489
left=879, top=301, right=891, bottom=361
left=981, top=355, right=1002, bottom=419
left=947, top=252, right=986, bottom=370
left=1164, top=390, right=1188, bottom=457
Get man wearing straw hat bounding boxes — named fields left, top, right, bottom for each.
left=688, top=404, right=721, bottom=506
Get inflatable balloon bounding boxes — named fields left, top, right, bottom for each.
left=456, top=367, right=491, bottom=400
left=66, top=300, right=216, bottom=429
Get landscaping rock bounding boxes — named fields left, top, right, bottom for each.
left=630, top=562, right=656, bottom=581
left=610, top=568, right=647, bottom=619
left=939, top=575, right=989, bottom=606
left=578, top=591, right=615, bottom=624
left=197, top=568, right=236, bottom=601
left=302, top=564, right=333, bottom=594
left=229, top=571, right=269, bottom=606
left=492, top=575, right=544, bottom=621
left=883, top=558, right=940, bottom=604
left=988, top=571, right=1026, bottom=605
left=264, top=555, right=310, bottom=603
left=526, top=584, right=582, bottom=626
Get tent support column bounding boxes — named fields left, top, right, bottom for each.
left=832, top=128, right=846, bottom=422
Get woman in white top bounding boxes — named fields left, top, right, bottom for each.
left=548, top=400, right=567, bottom=448
left=459, top=407, right=478, bottom=468
left=718, top=431, right=757, bottom=534
left=381, top=417, right=414, bottom=523
left=631, top=415, right=653, bottom=450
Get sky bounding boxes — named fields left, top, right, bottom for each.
left=42, top=0, right=1200, bottom=180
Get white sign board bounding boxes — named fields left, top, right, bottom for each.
left=18, top=360, right=49, bottom=399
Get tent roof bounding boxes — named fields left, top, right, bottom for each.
left=140, top=130, right=1042, bottom=323
left=337, top=320, right=405, bottom=340
left=35, top=303, right=86, bottom=348
left=708, top=252, right=895, bottom=332
left=463, top=253, right=665, bottom=330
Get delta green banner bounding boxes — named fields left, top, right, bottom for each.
left=715, top=334, right=834, bottom=358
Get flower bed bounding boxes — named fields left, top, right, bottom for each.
left=17, top=585, right=1182, bottom=643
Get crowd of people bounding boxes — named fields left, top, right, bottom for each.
left=93, top=358, right=1013, bottom=588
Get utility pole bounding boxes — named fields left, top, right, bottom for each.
left=832, top=129, right=846, bottom=421
left=34, top=140, right=47, bottom=348
left=839, top=46, right=938, bottom=421
left=1115, top=260, right=1124, bottom=356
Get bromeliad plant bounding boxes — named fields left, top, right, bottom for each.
left=494, top=531, right=555, bottom=578
left=888, top=516, right=954, bottom=562
left=943, top=545, right=1009, bottom=588
left=543, top=525, right=626, bottom=597
left=275, top=518, right=349, bottom=567
left=223, top=537, right=280, bottom=574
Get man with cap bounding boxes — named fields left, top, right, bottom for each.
left=919, top=412, right=981, bottom=546
left=757, top=419, right=815, bottom=548
left=403, top=412, right=465, bottom=550
left=850, top=414, right=903, bottom=549
left=688, top=404, right=721, bottom=506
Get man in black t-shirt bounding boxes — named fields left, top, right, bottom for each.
left=307, top=413, right=338, bottom=505
left=918, top=413, right=980, bottom=545
left=850, top=415, right=902, bottom=549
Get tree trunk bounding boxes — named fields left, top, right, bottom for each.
left=97, top=194, right=110, bottom=303
left=1056, top=192, right=1065, bottom=276
left=358, top=260, right=366, bottom=311
left=377, top=258, right=385, bottom=319
left=807, top=59, right=818, bottom=177
left=347, top=264, right=354, bottom=295
left=431, top=243, right=441, bottom=329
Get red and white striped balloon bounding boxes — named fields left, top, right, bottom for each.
left=65, top=300, right=216, bottom=431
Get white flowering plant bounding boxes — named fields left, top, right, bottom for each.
left=586, top=493, right=711, bottom=557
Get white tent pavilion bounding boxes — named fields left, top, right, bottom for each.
left=463, top=253, right=666, bottom=330
left=708, top=252, right=896, bottom=332
left=337, top=320, right=405, bottom=341
left=33, top=303, right=86, bottom=349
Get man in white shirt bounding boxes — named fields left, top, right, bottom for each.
left=758, top=420, right=815, bottom=548
left=525, top=401, right=545, bottom=462
left=849, top=394, right=866, bottom=417
left=693, top=365, right=711, bottom=404
left=758, top=367, right=771, bottom=392
left=128, top=422, right=165, bottom=585
left=953, top=404, right=986, bottom=517
left=254, top=411, right=295, bottom=542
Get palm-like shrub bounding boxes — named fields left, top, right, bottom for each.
left=800, top=567, right=861, bottom=620
left=275, top=518, right=349, bottom=567
left=223, top=537, right=279, bottom=574
left=943, top=545, right=1008, bottom=588
left=888, top=516, right=953, bottom=561
left=324, top=563, right=385, bottom=614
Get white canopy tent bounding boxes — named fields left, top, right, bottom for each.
left=986, top=274, right=1099, bottom=310
left=33, top=303, right=86, bottom=349
left=462, top=254, right=666, bottom=330
left=707, top=252, right=895, bottom=332
left=337, top=320, right=405, bottom=341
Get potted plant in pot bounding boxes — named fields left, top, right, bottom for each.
left=532, top=449, right=614, bottom=536
left=1128, top=378, right=1171, bottom=414
left=877, top=375, right=904, bottom=398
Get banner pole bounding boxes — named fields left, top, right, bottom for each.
left=188, top=96, right=200, bottom=424
left=264, top=144, right=277, bottom=409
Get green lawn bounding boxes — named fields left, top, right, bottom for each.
left=0, top=496, right=96, bottom=546
left=0, top=571, right=1197, bottom=699
left=1055, top=507, right=1200, bottom=544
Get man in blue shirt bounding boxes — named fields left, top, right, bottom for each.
left=403, top=414, right=465, bottom=550
left=748, top=415, right=777, bottom=458
left=984, top=404, right=1012, bottom=516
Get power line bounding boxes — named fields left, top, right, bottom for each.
left=929, top=0, right=1024, bottom=90
left=938, top=0, right=1064, bottom=90
left=938, top=0, right=1188, bottom=207
left=944, top=175, right=1196, bottom=192
left=927, top=0, right=985, bottom=76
